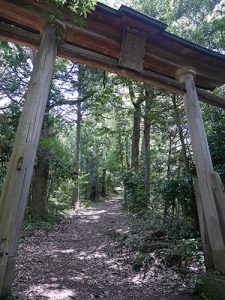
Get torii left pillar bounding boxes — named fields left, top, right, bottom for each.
left=0, top=22, right=62, bottom=299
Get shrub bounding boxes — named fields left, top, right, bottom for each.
left=122, top=169, right=148, bottom=213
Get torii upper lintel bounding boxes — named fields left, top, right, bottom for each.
left=0, top=0, right=225, bottom=106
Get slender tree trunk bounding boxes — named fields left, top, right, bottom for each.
left=101, top=144, right=108, bottom=197
left=118, top=132, right=124, bottom=171
left=163, top=133, right=173, bottom=225
left=30, top=113, right=50, bottom=218
left=125, top=136, right=131, bottom=168
left=72, top=102, right=81, bottom=209
left=101, top=144, right=107, bottom=197
left=144, top=97, right=151, bottom=202
left=131, top=102, right=141, bottom=170
left=172, top=94, right=199, bottom=233
left=129, top=85, right=146, bottom=171
left=140, top=135, right=145, bottom=162
left=172, top=95, right=190, bottom=173
left=89, top=149, right=99, bottom=201
left=101, top=168, right=107, bottom=197
left=166, top=134, right=173, bottom=179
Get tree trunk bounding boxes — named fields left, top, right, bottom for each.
left=166, top=133, right=173, bottom=179
left=30, top=114, right=50, bottom=219
left=129, top=85, right=146, bottom=171
left=118, top=131, right=124, bottom=171
left=125, top=136, right=131, bottom=168
left=72, top=102, right=81, bottom=209
left=143, top=96, right=151, bottom=203
left=89, top=150, right=99, bottom=202
left=163, top=133, right=173, bottom=225
left=131, top=102, right=141, bottom=170
left=101, top=168, right=107, bottom=197
left=172, top=95, right=190, bottom=174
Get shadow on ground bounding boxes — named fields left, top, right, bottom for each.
left=13, top=199, right=199, bottom=300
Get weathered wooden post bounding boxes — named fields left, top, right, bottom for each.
left=0, top=21, right=63, bottom=299
left=176, top=67, right=225, bottom=273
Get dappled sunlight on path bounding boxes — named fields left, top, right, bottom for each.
left=13, top=198, right=199, bottom=300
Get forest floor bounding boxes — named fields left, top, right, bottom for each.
left=13, top=197, right=201, bottom=300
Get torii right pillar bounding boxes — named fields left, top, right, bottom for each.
left=176, top=67, right=225, bottom=273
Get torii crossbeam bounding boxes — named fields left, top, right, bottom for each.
left=0, top=1, right=225, bottom=298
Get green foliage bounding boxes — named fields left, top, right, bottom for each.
left=47, top=136, right=74, bottom=187
left=195, top=279, right=211, bottom=300
left=132, top=0, right=173, bottom=22
left=160, top=176, right=193, bottom=216
left=0, top=105, right=21, bottom=191
left=122, top=170, right=148, bottom=213
left=0, top=43, right=31, bottom=101
left=168, top=238, right=200, bottom=262
left=158, top=175, right=196, bottom=237
left=24, top=180, right=74, bottom=232
left=132, top=252, right=146, bottom=271
left=205, top=107, right=225, bottom=183
left=0, top=44, right=32, bottom=192
left=40, top=0, right=96, bottom=24
left=116, top=216, right=204, bottom=277
left=47, top=0, right=96, bottom=15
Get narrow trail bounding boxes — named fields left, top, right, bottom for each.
left=13, top=198, right=199, bottom=300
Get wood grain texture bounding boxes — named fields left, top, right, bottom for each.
left=0, top=23, right=58, bottom=298
left=211, top=171, right=225, bottom=241
left=194, top=180, right=214, bottom=270
left=0, top=0, right=225, bottom=89
left=119, top=26, right=147, bottom=72
left=1, top=23, right=225, bottom=109
left=181, top=72, right=225, bottom=273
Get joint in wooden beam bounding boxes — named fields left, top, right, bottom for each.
left=119, top=25, right=147, bottom=72
left=175, top=66, right=196, bottom=83
left=44, top=20, right=66, bottom=39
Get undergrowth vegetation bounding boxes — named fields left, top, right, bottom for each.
left=23, top=180, right=95, bottom=234
left=114, top=217, right=204, bottom=283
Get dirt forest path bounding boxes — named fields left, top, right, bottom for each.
left=13, top=198, right=199, bottom=300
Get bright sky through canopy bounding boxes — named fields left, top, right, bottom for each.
left=101, top=0, right=132, bottom=8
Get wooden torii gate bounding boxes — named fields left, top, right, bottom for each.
left=1, top=0, right=225, bottom=298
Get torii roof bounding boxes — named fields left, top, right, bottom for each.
left=0, top=0, right=225, bottom=97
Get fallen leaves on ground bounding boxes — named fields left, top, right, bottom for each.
left=12, top=198, right=201, bottom=300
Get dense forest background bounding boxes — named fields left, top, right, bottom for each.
left=0, top=0, right=225, bottom=239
